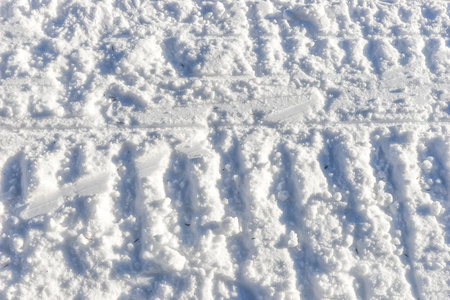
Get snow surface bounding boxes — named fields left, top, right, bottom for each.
left=1, top=0, right=450, bottom=299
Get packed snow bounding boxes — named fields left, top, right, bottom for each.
left=0, top=0, right=450, bottom=299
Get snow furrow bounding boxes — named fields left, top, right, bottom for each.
left=1, top=0, right=450, bottom=298
left=420, top=137, right=450, bottom=245
left=237, top=128, right=299, bottom=299
left=284, top=132, right=357, bottom=299
left=270, top=140, right=306, bottom=298
left=327, top=129, right=413, bottom=299
left=377, top=129, right=450, bottom=300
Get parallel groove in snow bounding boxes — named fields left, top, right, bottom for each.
left=2, top=0, right=450, bottom=298
left=0, top=125, right=449, bottom=298
left=1, top=119, right=450, bottom=133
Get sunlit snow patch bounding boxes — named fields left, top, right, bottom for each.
left=135, top=147, right=170, bottom=178
left=177, top=142, right=212, bottom=159
left=173, top=131, right=213, bottom=159
left=20, top=173, right=110, bottom=220
left=264, top=88, right=324, bottom=123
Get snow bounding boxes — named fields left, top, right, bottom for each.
left=0, top=0, right=450, bottom=299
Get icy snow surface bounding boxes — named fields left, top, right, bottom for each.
left=1, top=0, right=450, bottom=299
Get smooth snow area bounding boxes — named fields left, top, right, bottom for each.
left=1, top=0, right=450, bottom=299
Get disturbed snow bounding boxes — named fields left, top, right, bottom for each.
left=0, top=0, right=450, bottom=299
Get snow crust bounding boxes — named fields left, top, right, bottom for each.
left=0, top=0, right=450, bottom=299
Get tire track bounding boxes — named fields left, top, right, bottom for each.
left=376, top=128, right=450, bottom=300
left=0, top=124, right=449, bottom=298
left=245, top=1, right=285, bottom=77
left=269, top=140, right=306, bottom=299
left=0, top=149, right=32, bottom=290
left=272, top=133, right=342, bottom=299
left=371, top=129, right=421, bottom=299
left=279, top=131, right=358, bottom=300
left=125, top=141, right=186, bottom=298
left=420, top=137, right=450, bottom=245
left=134, top=141, right=181, bottom=273
left=237, top=128, right=299, bottom=299
left=326, top=129, right=413, bottom=299
left=313, top=132, right=362, bottom=300
left=178, top=135, right=234, bottom=299
left=112, top=142, right=144, bottom=275
left=210, top=128, right=256, bottom=299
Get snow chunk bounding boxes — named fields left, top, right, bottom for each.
left=429, top=202, right=443, bottom=216
left=286, top=4, right=330, bottom=33
left=218, top=216, right=239, bottom=236
left=10, top=235, right=24, bottom=253
left=155, top=246, right=186, bottom=272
